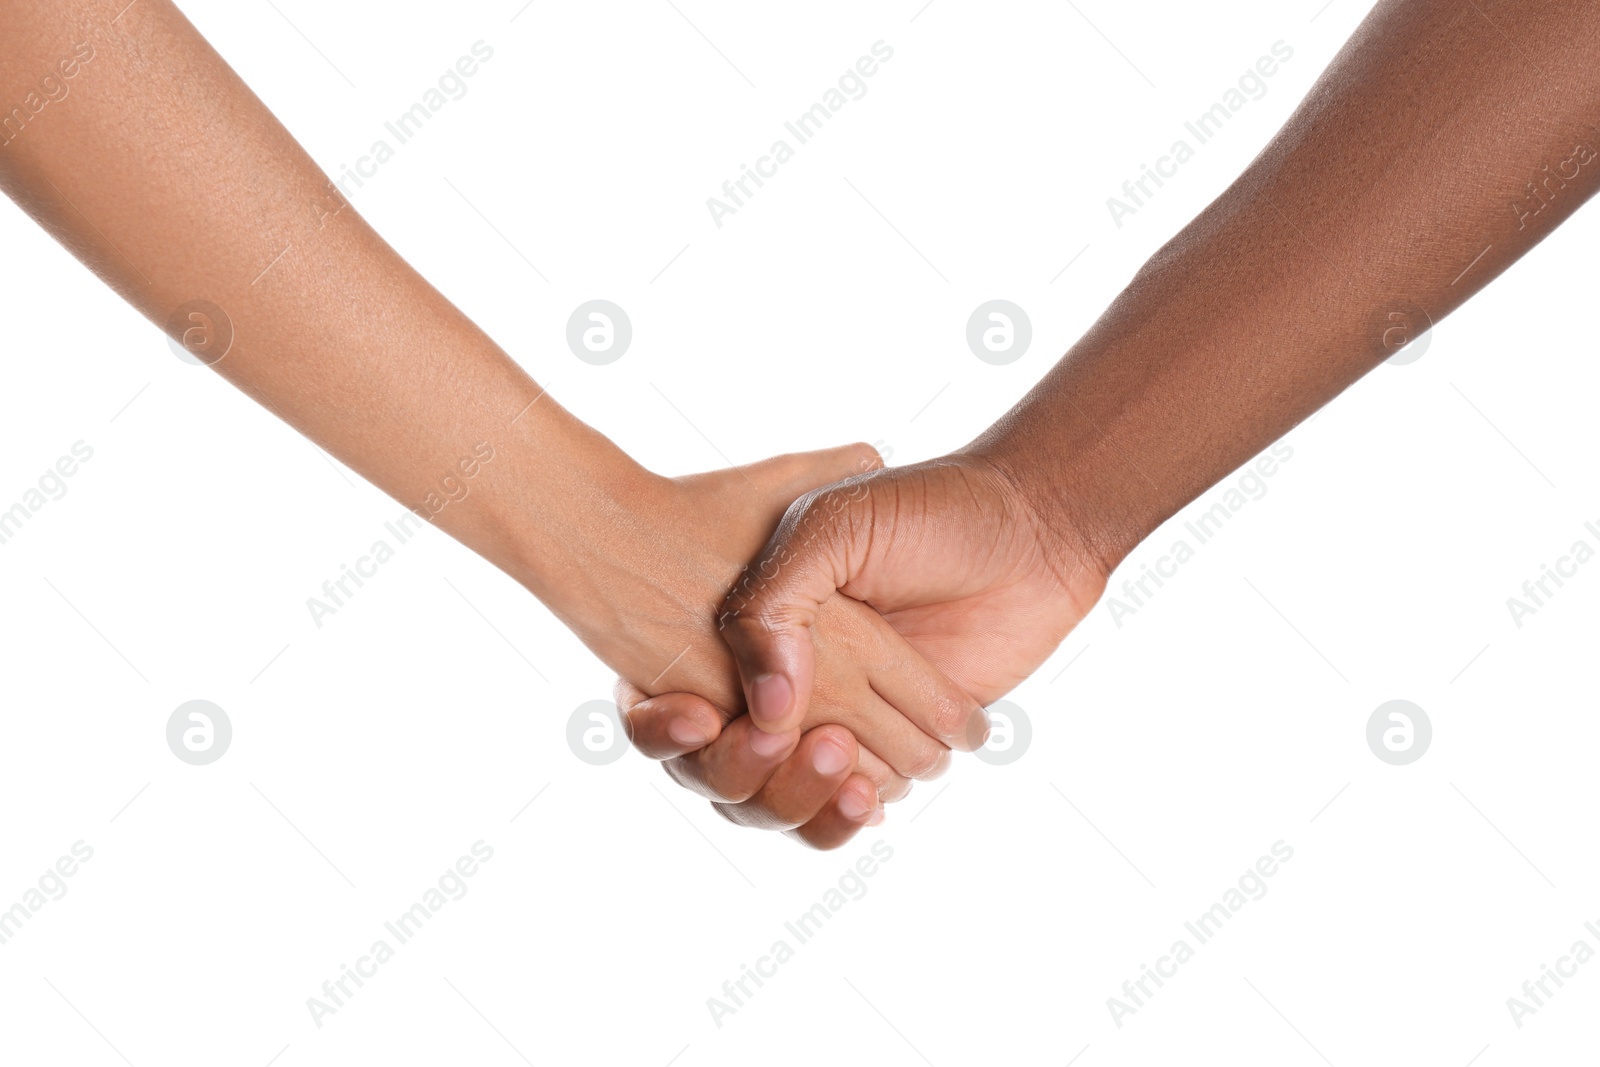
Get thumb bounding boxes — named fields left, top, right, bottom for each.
left=719, top=471, right=876, bottom=734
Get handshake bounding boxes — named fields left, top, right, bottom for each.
left=4, top=0, right=1583, bottom=855
left=576, top=435, right=1111, bottom=849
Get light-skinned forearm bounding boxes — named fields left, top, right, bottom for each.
left=0, top=1, right=983, bottom=804
left=0, top=0, right=643, bottom=616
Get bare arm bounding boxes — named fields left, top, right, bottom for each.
left=0, top=0, right=609, bottom=594
left=980, top=0, right=1600, bottom=572
left=0, top=0, right=986, bottom=844
left=714, top=0, right=1600, bottom=727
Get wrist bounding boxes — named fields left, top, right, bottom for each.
left=962, top=412, right=1149, bottom=585
left=482, top=407, right=665, bottom=615
left=963, top=281, right=1237, bottom=580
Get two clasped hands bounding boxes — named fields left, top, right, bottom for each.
left=598, top=422, right=1110, bottom=849
left=5, top=0, right=1597, bottom=849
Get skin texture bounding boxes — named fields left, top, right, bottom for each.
left=0, top=0, right=989, bottom=845
left=635, top=0, right=1600, bottom=807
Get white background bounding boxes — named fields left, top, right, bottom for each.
left=2, top=0, right=1597, bottom=1064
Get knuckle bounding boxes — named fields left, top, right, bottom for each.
left=718, top=795, right=788, bottom=831
left=759, top=788, right=812, bottom=828
left=662, top=752, right=743, bottom=803
left=855, top=757, right=895, bottom=793
left=709, top=799, right=750, bottom=827
left=877, top=775, right=913, bottom=803
left=706, top=769, right=759, bottom=804
left=719, top=603, right=771, bottom=642
left=810, top=724, right=857, bottom=760
left=908, top=748, right=940, bottom=780
left=785, top=825, right=838, bottom=850
left=901, top=742, right=952, bottom=782
left=790, top=482, right=862, bottom=546
left=661, top=755, right=700, bottom=793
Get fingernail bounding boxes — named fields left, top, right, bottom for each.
left=838, top=791, right=871, bottom=820
left=812, top=741, right=850, bottom=776
left=867, top=806, right=886, bottom=826
left=749, top=673, right=793, bottom=724
left=667, top=718, right=710, bottom=747
left=748, top=727, right=792, bottom=758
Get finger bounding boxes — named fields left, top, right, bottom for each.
left=667, top=720, right=912, bottom=807
left=816, top=670, right=953, bottom=783
left=719, top=479, right=879, bottom=734
left=629, top=668, right=916, bottom=804
left=785, top=776, right=884, bottom=850
left=809, top=594, right=976, bottom=771
left=615, top=678, right=726, bottom=760
left=853, top=745, right=913, bottom=804
left=858, top=616, right=990, bottom=753
left=662, top=714, right=800, bottom=803
left=713, top=725, right=864, bottom=830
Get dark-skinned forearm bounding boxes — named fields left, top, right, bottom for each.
left=972, top=0, right=1600, bottom=572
